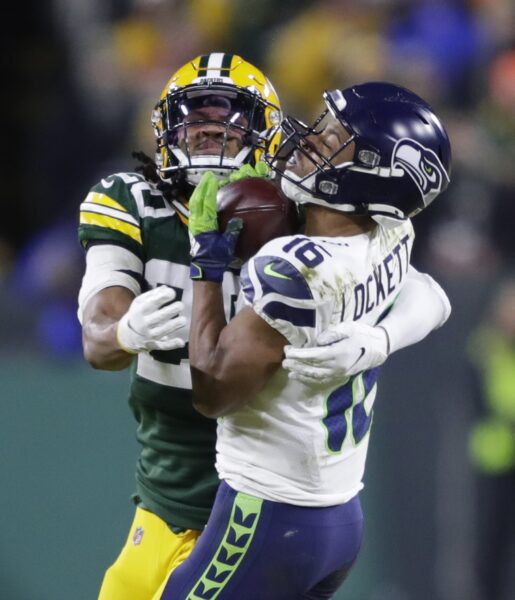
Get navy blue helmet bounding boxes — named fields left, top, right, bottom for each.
left=272, top=82, right=451, bottom=221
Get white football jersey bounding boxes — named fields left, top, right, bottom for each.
left=216, top=220, right=415, bottom=506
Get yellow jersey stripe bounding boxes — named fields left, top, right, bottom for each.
left=80, top=211, right=142, bottom=244
left=86, top=191, right=128, bottom=214
left=80, top=201, right=139, bottom=226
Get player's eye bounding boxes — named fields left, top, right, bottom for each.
left=321, top=133, right=340, bottom=154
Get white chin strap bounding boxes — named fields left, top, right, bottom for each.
left=171, top=147, right=252, bottom=185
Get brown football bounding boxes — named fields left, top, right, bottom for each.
left=217, top=177, right=299, bottom=263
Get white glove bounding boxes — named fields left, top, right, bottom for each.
left=283, top=322, right=389, bottom=385
left=116, top=286, right=187, bottom=353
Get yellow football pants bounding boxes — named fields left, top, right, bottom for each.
left=98, top=507, right=201, bottom=600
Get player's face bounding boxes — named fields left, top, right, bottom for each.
left=285, top=113, right=355, bottom=178
left=176, top=95, right=249, bottom=158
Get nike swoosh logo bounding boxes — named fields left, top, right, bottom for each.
left=101, top=178, right=114, bottom=188
left=263, top=263, right=292, bottom=280
left=349, top=347, right=366, bottom=370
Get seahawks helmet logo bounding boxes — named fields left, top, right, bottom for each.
left=392, top=138, right=449, bottom=206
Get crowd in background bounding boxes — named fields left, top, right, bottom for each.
left=2, top=1, right=514, bottom=598
left=2, top=0, right=514, bottom=356
left=3, top=0, right=515, bottom=356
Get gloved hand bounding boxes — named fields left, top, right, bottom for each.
left=282, top=321, right=390, bottom=385
left=225, top=161, right=269, bottom=183
left=189, top=171, right=242, bottom=282
left=117, top=286, right=186, bottom=353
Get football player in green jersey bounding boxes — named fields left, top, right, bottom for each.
left=79, top=52, right=283, bottom=600
left=78, top=53, right=451, bottom=600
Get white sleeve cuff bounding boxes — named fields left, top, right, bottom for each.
left=77, top=244, right=143, bottom=324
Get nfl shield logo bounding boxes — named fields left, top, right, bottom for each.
left=132, top=526, right=144, bottom=546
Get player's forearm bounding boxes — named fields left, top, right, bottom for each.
left=82, top=318, right=134, bottom=371
left=189, top=281, right=242, bottom=418
left=81, top=289, right=135, bottom=371
left=381, top=267, right=451, bottom=354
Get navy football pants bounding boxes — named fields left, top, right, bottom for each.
left=159, top=481, right=364, bottom=599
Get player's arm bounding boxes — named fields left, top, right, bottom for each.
left=187, top=169, right=286, bottom=418
left=82, top=285, right=135, bottom=370
left=189, top=283, right=285, bottom=418
left=78, top=176, right=186, bottom=371
left=79, top=244, right=186, bottom=371
left=283, top=265, right=451, bottom=383
left=379, top=266, right=451, bottom=352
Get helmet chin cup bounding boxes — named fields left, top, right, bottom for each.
left=281, top=171, right=317, bottom=206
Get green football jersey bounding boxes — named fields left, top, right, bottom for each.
left=79, top=172, right=240, bottom=530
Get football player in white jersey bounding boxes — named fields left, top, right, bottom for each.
left=78, top=51, right=448, bottom=600
left=156, top=81, right=452, bottom=600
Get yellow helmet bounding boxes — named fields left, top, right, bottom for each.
left=152, top=53, right=282, bottom=184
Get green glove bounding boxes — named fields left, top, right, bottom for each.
left=188, top=171, right=242, bottom=282
left=189, top=171, right=220, bottom=236
left=219, top=161, right=270, bottom=186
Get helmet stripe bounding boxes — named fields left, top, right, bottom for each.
left=205, top=52, right=225, bottom=78
left=197, top=54, right=210, bottom=77
left=197, top=53, right=234, bottom=79
left=221, top=53, right=234, bottom=76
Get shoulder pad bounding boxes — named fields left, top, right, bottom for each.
left=79, top=172, right=143, bottom=250
left=241, top=254, right=316, bottom=329
left=242, top=255, right=313, bottom=303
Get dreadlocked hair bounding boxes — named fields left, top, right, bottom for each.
left=132, top=151, right=191, bottom=201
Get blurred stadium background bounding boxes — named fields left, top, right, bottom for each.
left=2, top=0, right=514, bottom=599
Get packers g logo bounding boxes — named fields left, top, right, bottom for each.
left=392, top=138, right=449, bottom=206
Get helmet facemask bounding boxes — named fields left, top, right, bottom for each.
left=268, top=110, right=364, bottom=214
